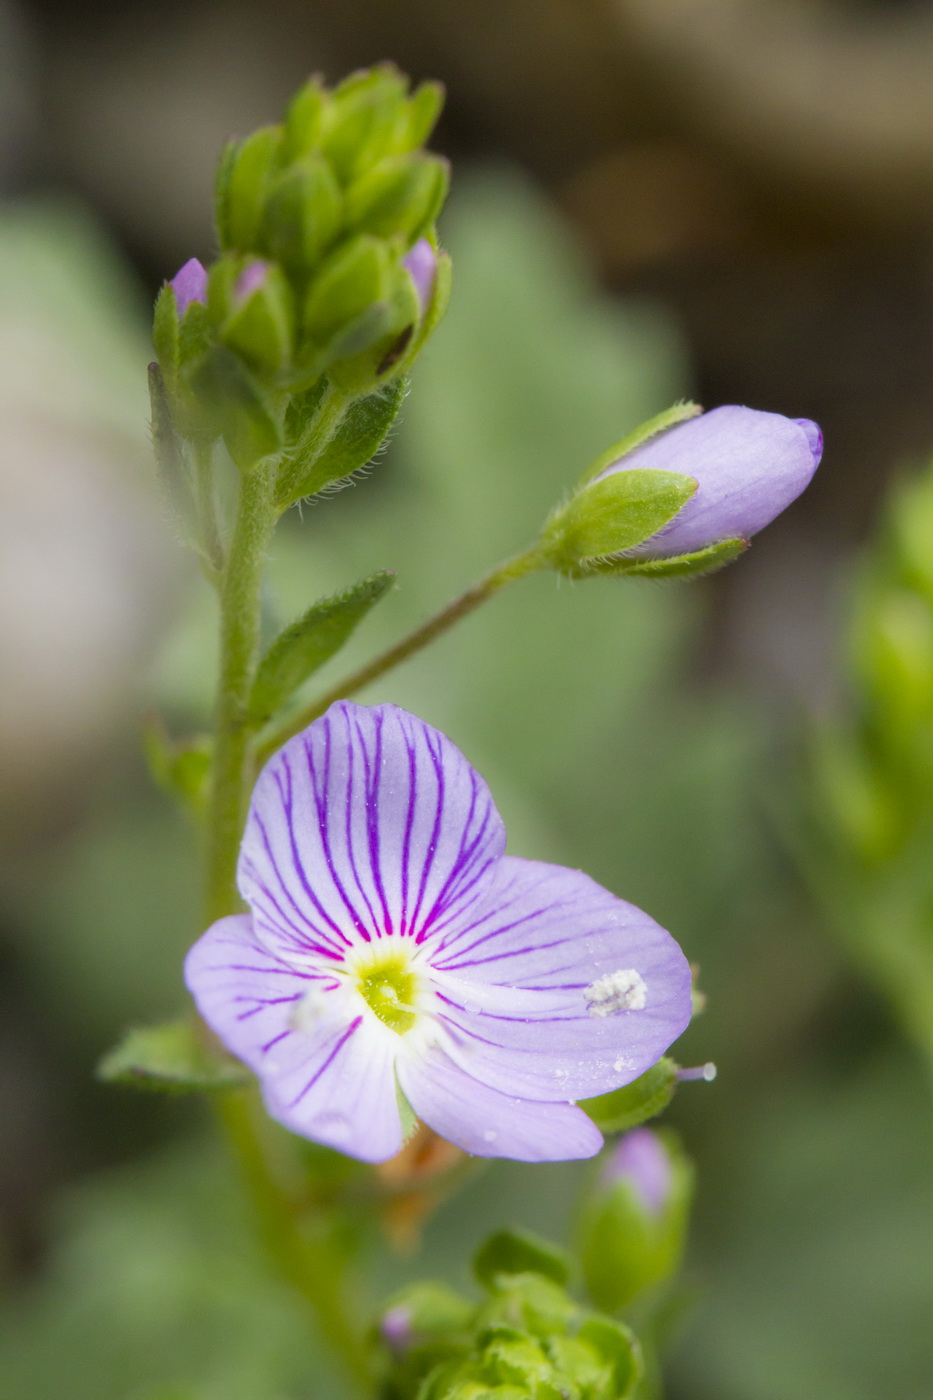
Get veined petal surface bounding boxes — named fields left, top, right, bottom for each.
left=428, top=856, right=692, bottom=1101
left=238, top=701, right=505, bottom=961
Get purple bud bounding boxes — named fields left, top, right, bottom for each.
left=601, top=1128, right=673, bottom=1217
left=169, top=257, right=208, bottom=317
left=235, top=260, right=270, bottom=304
left=380, top=1304, right=413, bottom=1354
left=403, top=238, right=437, bottom=315
left=601, top=405, right=822, bottom=558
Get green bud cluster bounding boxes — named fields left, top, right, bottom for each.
left=375, top=1230, right=642, bottom=1400
left=152, top=64, right=450, bottom=483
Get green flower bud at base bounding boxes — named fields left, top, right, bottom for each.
left=579, top=1129, right=693, bottom=1315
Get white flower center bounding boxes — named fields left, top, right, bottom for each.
left=584, top=968, right=647, bottom=1017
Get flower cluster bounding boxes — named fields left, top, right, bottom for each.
left=185, top=701, right=692, bottom=1163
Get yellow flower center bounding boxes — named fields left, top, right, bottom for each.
left=355, top=951, right=419, bottom=1034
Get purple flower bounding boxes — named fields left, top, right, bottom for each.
left=601, top=1127, right=673, bottom=1216
left=379, top=1304, right=413, bottom=1354
left=403, top=238, right=437, bottom=315
left=169, top=257, right=208, bottom=318
left=600, top=405, right=822, bottom=557
left=185, top=702, right=691, bottom=1164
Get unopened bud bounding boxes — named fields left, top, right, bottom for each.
left=404, top=238, right=437, bottom=315
left=169, top=257, right=208, bottom=317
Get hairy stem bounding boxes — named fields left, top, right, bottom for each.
left=254, top=546, right=545, bottom=765
left=204, top=462, right=277, bottom=923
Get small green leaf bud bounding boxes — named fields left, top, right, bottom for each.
left=216, top=125, right=283, bottom=252
left=220, top=260, right=295, bottom=378
left=579, top=1128, right=693, bottom=1314
left=302, top=233, right=395, bottom=346
left=281, top=77, right=328, bottom=163
left=322, top=63, right=411, bottom=183
left=260, top=154, right=343, bottom=277
left=345, top=151, right=450, bottom=242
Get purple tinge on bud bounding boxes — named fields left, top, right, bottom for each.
left=380, top=1304, right=413, bottom=1354
left=601, top=405, right=822, bottom=558
left=601, top=1128, right=672, bottom=1216
left=403, top=238, right=437, bottom=315
left=235, top=260, right=269, bottom=304
left=169, top=257, right=208, bottom=317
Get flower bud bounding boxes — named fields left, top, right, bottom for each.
left=169, top=257, right=208, bottom=316
left=599, top=405, right=821, bottom=559
left=345, top=151, right=450, bottom=243
left=219, top=259, right=295, bottom=378
left=259, top=155, right=343, bottom=276
left=579, top=1128, right=693, bottom=1314
left=404, top=237, right=437, bottom=315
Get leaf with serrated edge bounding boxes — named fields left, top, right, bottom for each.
left=248, top=571, right=395, bottom=722
left=98, top=1020, right=248, bottom=1093
left=579, top=1058, right=678, bottom=1134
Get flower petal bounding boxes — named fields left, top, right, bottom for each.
left=238, top=702, right=505, bottom=963
left=398, top=1044, right=603, bottom=1161
left=185, top=914, right=403, bottom=1162
left=427, top=856, right=692, bottom=1101
left=607, top=405, right=821, bottom=557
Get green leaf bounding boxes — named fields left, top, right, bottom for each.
left=98, top=1020, right=249, bottom=1093
left=613, top=536, right=748, bottom=579
left=276, top=376, right=406, bottom=506
left=473, top=1229, right=571, bottom=1291
left=248, top=571, right=395, bottom=723
left=578, top=400, right=702, bottom=485
left=542, top=469, right=696, bottom=572
left=579, top=1057, right=678, bottom=1134
left=577, top=1318, right=642, bottom=1398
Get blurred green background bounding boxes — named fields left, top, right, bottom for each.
left=2, top=3, right=933, bottom=1398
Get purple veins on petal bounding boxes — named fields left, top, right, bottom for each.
left=169, top=257, right=208, bottom=317
left=184, top=701, right=692, bottom=1165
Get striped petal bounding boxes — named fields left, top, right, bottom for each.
left=398, top=1043, right=603, bottom=1162
left=238, top=702, right=505, bottom=962
left=427, top=856, right=692, bottom=1101
left=185, top=914, right=403, bottom=1162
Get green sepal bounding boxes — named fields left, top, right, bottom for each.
left=217, top=125, right=283, bottom=253
left=542, top=469, right=697, bottom=572
left=98, top=1020, right=249, bottom=1093
left=577, top=1318, right=643, bottom=1399
left=473, top=1229, right=571, bottom=1291
left=276, top=376, right=406, bottom=507
left=152, top=285, right=180, bottom=385
left=403, top=80, right=445, bottom=151
left=220, top=262, right=296, bottom=378
left=247, top=570, right=395, bottom=723
left=322, top=65, right=410, bottom=184
left=281, top=78, right=328, bottom=163
left=345, top=152, right=450, bottom=242
left=187, top=345, right=282, bottom=470
left=611, top=536, right=748, bottom=579
left=388, top=242, right=452, bottom=384
left=142, top=713, right=212, bottom=816
left=302, top=233, right=395, bottom=346
left=578, top=401, right=703, bottom=486
left=148, top=363, right=195, bottom=539
left=579, top=1057, right=678, bottom=1134
left=260, top=154, right=343, bottom=277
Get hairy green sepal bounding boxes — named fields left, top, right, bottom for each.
left=276, top=377, right=407, bottom=506
left=542, top=470, right=696, bottom=574
left=578, top=401, right=702, bottom=485
left=579, top=1057, right=678, bottom=1133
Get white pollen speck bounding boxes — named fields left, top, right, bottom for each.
left=584, top=968, right=648, bottom=1018
left=483, top=1129, right=498, bottom=1143
left=613, top=1055, right=634, bottom=1073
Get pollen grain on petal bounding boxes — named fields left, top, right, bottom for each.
left=584, top=968, right=648, bottom=1018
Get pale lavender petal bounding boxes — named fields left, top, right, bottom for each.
left=427, top=856, right=691, bottom=1101
left=169, top=257, right=208, bottom=317
left=403, top=238, right=436, bottom=315
left=398, top=1044, right=603, bottom=1161
left=602, top=1128, right=672, bottom=1215
left=235, top=259, right=269, bottom=302
left=602, top=405, right=821, bottom=557
left=185, top=914, right=403, bottom=1162
left=238, top=701, right=505, bottom=961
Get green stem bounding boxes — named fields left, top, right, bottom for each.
left=255, top=545, right=545, bottom=765
left=194, top=437, right=224, bottom=576
left=204, top=462, right=277, bottom=923
left=219, top=1093, right=372, bottom=1391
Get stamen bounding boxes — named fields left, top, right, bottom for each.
left=584, top=968, right=647, bottom=1018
